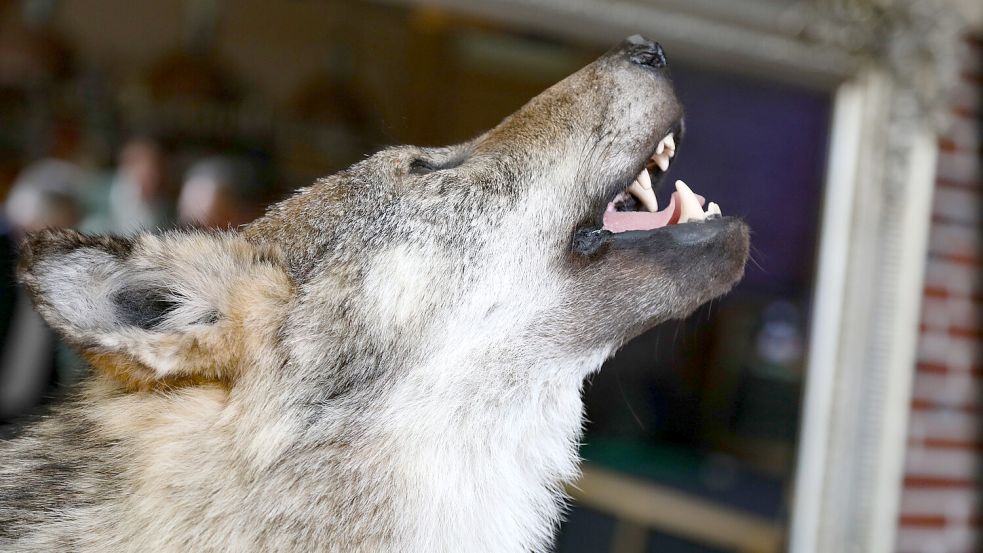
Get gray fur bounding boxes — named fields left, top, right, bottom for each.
left=0, top=38, right=748, bottom=552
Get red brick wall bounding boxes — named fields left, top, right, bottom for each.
left=897, top=35, right=982, bottom=553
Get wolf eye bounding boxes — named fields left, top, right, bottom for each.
left=409, top=159, right=438, bottom=175
left=409, top=156, right=464, bottom=175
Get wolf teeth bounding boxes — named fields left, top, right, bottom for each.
left=707, top=202, right=721, bottom=218
left=628, top=168, right=658, bottom=212
left=651, top=133, right=675, bottom=172
left=653, top=154, right=670, bottom=172
left=675, top=180, right=706, bottom=223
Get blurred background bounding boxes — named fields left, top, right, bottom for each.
left=0, top=1, right=978, bottom=552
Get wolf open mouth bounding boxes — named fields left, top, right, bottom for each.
left=601, top=125, right=722, bottom=234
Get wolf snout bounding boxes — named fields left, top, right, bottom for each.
left=624, top=34, right=667, bottom=70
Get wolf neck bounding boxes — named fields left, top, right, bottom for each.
left=368, top=349, right=610, bottom=552
left=266, top=310, right=614, bottom=551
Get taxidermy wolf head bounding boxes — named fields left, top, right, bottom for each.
left=1, top=36, right=748, bottom=552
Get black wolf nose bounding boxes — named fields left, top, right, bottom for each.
left=624, top=35, right=667, bottom=69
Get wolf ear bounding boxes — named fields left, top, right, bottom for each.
left=18, top=228, right=293, bottom=390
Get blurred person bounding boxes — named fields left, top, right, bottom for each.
left=3, top=160, right=81, bottom=232
left=0, top=160, right=83, bottom=423
left=178, top=157, right=255, bottom=228
left=87, top=135, right=173, bottom=234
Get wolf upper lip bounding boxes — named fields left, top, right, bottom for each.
left=600, top=130, right=723, bottom=234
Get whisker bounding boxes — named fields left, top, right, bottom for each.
left=616, top=370, right=646, bottom=431
left=746, top=244, right=766, bottom=272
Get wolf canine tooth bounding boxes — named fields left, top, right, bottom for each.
left=637, top=167, right=652, bottom=190
left=628, top=169, right=658, bottom=212
left=675, top=180, right=706, bottom=223
left=707, top=202, right=722, bottom=217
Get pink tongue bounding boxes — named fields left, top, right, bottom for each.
left=602, top=191, right=706, bottom=233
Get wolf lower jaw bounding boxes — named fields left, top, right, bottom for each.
left=0, top=349, right=610, bottom=553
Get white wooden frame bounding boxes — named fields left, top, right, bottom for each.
left=378, top=1, right=963, bottom=551
left=571, top=465, right=783, bottom=553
